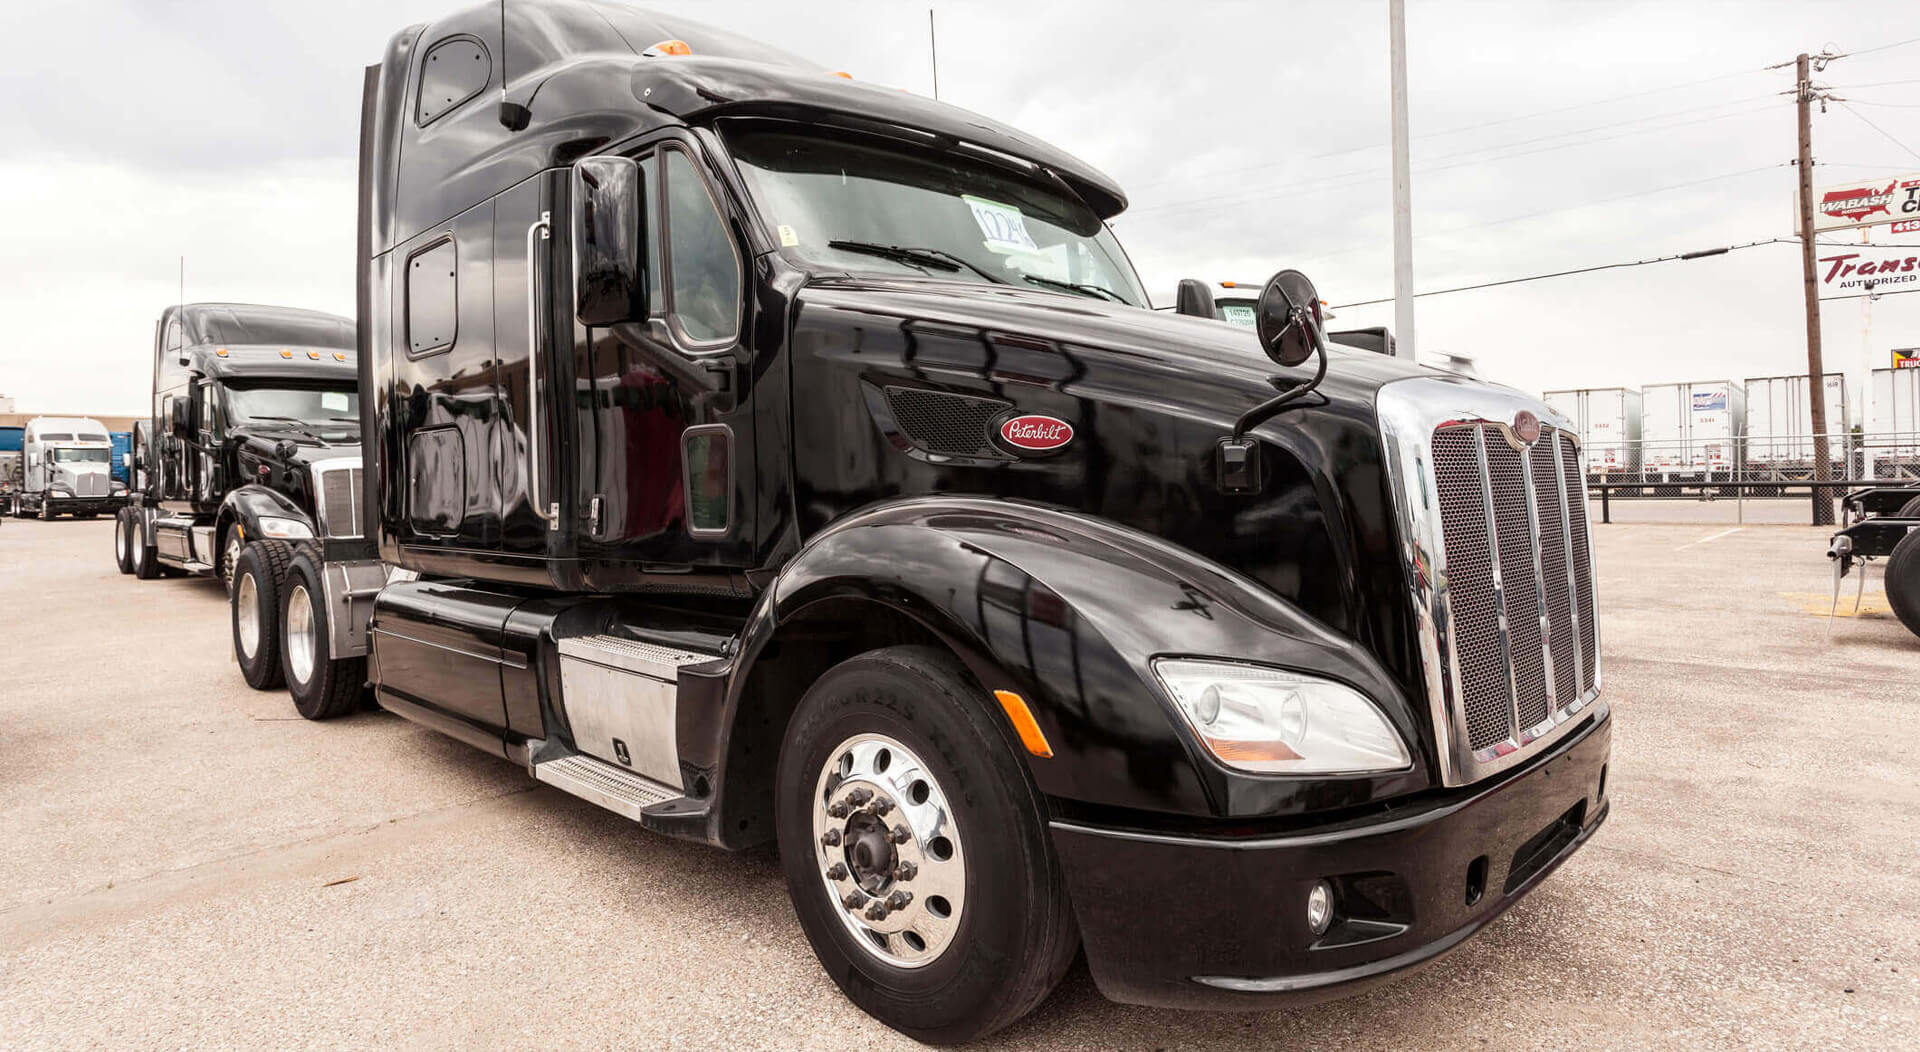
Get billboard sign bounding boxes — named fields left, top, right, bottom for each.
left=1816, top=249, right=1920, bottom=294
left=1896, top=349, right=1920, bottom=369
left=1802, top=173, right=1920, bottom=232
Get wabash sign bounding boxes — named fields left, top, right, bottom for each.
left=1808, top=172, right=1920, bottom=232
left=997, top=414, right=1074, bottom=454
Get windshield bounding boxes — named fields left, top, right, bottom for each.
left=51, top=447, right=110, bottom=465
left=226, top=385, right=359, bottom=426
left=727, top=127, right=1148, bottom=307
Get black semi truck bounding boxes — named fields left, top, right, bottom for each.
left=238, top=2, right=1612, bottom=1041
left=117, top=303, right=362, bottom=655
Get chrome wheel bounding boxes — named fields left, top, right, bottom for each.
left=236, top=572, right=260, bottom=659
left=115, top=516, right=126, bottom=563
left=222, top=533, right=242, bottom=590
left=812, top=732, right=966, bottom=969
left=285, top=582, right=317, bottom=685
left=131, top=530, right=145, bottom=572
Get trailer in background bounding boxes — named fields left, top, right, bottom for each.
left=1641, top=380, right=1746, bottom=480
left=0, top=425, right=20, bottom=514
left=109, top=431, right=132, bottom=487
left=1543, top=387, right=1641, bottom=480
left=1743, top=373, right=1848, bottom=474
left=1867, top=367, right=1920, bottom=478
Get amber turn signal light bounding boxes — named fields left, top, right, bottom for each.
left=993, top=690, right=1053, bottom=758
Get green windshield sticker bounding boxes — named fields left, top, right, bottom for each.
left=1221, top=304, right=1256, bottom=328
left=963, top=195, right=1039, bottom=253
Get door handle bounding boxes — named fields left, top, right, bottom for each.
left=526, top=210, right=558, bottom=531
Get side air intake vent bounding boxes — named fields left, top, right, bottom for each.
left=882, top=386, right=1012, bottom=460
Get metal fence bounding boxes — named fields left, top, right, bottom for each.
left=1579, top=432, right=1920, bottom=525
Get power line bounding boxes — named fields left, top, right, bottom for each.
left=1827, top=79, right=1920, bottom=89
left=1329, top=238, right=1799, bottom=309
left=1830, top=34, right=1920, bottom=60
left=1835, top=101, right=1920, bottom=164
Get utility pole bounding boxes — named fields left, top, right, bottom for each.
left=1388, top=0, right=1416, bottom=362
left=1794, top=52, right=1834, bottom=524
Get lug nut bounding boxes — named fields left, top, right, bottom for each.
left=827, top=801, right=850, bottom=819
left=865, top=903, right=890, bottom=921
left=825, top=863, right=848, bottom=880
left=869, top=797, right=893, bottom=816
left=886, top=890, right=913, bottom=911
left=820, top=829, right=841, bottom=847
left=846, top=787, right=874, bottom=806
left=889, top=824, right=912, bottom=844
left=842, top=891, right=867, bottom=910
left=893, top=861, right=917, bottom=881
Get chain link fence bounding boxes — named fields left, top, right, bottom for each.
left=1580, top=432, right=1920, bottom=525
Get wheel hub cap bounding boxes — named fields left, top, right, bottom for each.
left=236, top=573, right=259, bottom=658
left=287, top=583, right=316, bottom=684
left=812, top=733, right=965, bottom=969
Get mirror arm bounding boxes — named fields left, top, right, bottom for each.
left=1229, top=338, right=1328, bottom=443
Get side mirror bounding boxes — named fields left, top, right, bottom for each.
left=1173, top=279, right=1216, bottom=319
left=571, top=155, right=649, bottom=327
left=169, top=399, right=192, bottom=438
left=1254, top=269, right=1327, bottom=368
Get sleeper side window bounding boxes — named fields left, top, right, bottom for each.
left=406, top=237, right=458, bottom=357
left=662, top=149, right=741, bottom=345
left=417, top=37, right=491, bottom=126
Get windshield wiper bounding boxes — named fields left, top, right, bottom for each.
left=1021, top=274, right=1128, bottom=303
left=827, top=241, right=1010, bottom=285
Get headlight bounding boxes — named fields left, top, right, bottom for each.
left=1151, top=659, right=1412, bottom=775
left=256, top=516, right=314, bottom=539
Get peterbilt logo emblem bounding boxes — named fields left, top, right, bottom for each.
left=1512, top=410, right=1541, bottom=445
left=998, top=414, right=1074, bottom=453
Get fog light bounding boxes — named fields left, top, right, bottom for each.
left=1306, top=881, right=1333, bottom=936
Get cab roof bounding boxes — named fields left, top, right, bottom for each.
left=371, top=0, right=1127, bottom=253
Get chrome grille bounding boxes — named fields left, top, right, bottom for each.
left=314, top=462, right=364, bottom=538
left=1378, top=376, right=1601, bottom=786
left=76, top=473, right=109, bottom=497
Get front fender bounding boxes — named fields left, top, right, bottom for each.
left=221, top=485, right=315, bottom=542
left=747, top=497, right=1434, bottom=821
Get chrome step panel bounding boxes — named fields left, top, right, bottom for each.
left=553, top=635, right=718, bottom=790
left=531, top=753, right=680, bottom=821
left=190, top=526, right=214, bottom=563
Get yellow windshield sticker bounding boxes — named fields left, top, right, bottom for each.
left=778, top=224, right=800, bottom=248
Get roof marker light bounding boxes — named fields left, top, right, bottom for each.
left=334, top=352, right=347, bottom=361
left=215, top=348, right=229, bottom=357
left=307, top=350, right=321, bottom=360
left=279, top=350, right=293, bottom=359
left=828, top=71, right=853, bottom=79
left=643, top=39, right=692, bottom=57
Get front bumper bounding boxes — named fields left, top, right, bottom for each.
left=45, top=494, right=127, bottom=514
left=1052, top=712, right=1610, bottom=1009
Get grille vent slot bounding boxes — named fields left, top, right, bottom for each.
left=883, top=386, right=1011, bottom=459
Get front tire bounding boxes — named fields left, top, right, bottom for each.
left=230, top=540, right=293, bottom=689
left=113, top=509, right=134, bottom=574
left=1886, top=529, right=1920, bottom=640
left=775, top=646, right=1077, bottom=1044
left=280, top=545, right=366, bottom=720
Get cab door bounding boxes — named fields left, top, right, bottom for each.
left=190, top=380, right=221, bottom=509
left=567, top=138, right=757, bottom=591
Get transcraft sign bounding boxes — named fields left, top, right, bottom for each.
left=1803, top=173, right=1920, bottom=232
left=1817, top=249, right=1920, bottom=293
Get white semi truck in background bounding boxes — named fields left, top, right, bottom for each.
left=8, top=417, right=128, bottom=519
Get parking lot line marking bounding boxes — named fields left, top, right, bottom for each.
left=1675, top=527, right=1742, bottom=550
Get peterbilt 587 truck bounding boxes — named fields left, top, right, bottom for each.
left=245, top=2, right=1611, bottom=1041
left=116, top=303, right=361, bottom=652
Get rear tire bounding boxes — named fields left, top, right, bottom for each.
left=1886, top=529, right=1920, bottom=640
left=774, top=646, right=1077, bottom=1044
left=39, top=500, right=55, bottom=520
left=1896, top=495, right=1920, bottom=519
left=280, top=545, right=366, bottom=720
left=113, top=509, right=134, bottom=574
left=231, top=540, right=293, bottom=689
left=131, top=515, right=161, bottom=579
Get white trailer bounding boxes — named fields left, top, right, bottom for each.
left=1543, top=387, right=1641, bottom=477
left=1641, top=381, right=1745, bottom=478
left=1868, top=367, right=1920, bottom=475
left=1743, top=373, right=1848, bottom=468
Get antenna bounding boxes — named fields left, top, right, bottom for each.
left=178, top=255, right=184, bottom=313
left=928, top=9, right=940, bottom=100
left=498, top=0, right=531, bottom=130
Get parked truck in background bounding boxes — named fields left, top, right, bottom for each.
left=1743, top=373, right=1848, bottom=476
left=1544, top=387, right=1642, bottom=481
left=116, top=303, right=361, bottom=644
left=9, top=417, right=127, bottom=519
left=1641, top=379, right=1745, bottom=480
left=238, top=3, right=1613, bottom=1040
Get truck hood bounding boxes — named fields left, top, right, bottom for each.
left=789, top=276, right=1451, bottom=703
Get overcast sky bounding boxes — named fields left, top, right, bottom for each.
left=1, top=0, right=1917, bottom=418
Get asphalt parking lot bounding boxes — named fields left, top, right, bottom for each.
left=2, top=517, right=1916, bottom=1049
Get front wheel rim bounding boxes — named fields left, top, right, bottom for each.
left=115, top=517, right=126, bottom=562
left=811, top=732, right=967, bottom=969
left=236, top=572, right=260, bottom=658
left=286, top=582, right=317, bottom=685
left=223, top=535, right=241, bottom=585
